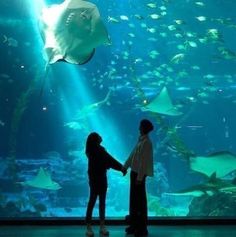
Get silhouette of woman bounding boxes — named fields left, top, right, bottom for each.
left=85, top=132, right=126, bottom=237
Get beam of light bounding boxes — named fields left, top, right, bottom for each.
left=59, top=64, right=105, bottom=132
left=59, top=64, right=128, bottom=160
left=25, top=0, right=47, bottom=69
left=29, top=0, right=128, bottom=160
left=30, top=0, right=46, bottom=19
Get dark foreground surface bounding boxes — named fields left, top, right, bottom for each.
left=1, top=225, right=236, bottom=237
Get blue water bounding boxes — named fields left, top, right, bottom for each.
left=0, top=0, right=236, bottom=218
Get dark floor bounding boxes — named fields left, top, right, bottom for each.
left=1, top=225, right=236, bottom=237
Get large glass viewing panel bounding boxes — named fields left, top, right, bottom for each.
left=0, top=0, right=236, bottom=219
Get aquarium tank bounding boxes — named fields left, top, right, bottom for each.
left=0, top=0, right=236, bottom=219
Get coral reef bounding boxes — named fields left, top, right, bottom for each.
left=0, top=197, right=47, bottom=218
left=188, top=192, right=236, bottom=216
left=147, top=162, right=169, bottom=197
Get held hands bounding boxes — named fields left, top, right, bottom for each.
left=121, top=166, right=127, bottom=176
left=136, top=179, right=142, bottom=185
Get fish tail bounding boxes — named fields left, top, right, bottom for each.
left=3, top=35, right=7, bottom=43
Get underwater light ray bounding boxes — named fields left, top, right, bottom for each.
left=29, top=1, right=128, bottom=161
left=61, top=65, right=128, bottom=159
left=7, top=0, right=49, bottom=183
left=58, top=64, right=95, bottom=135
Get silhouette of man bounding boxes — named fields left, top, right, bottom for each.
left=123, top=119, right=154, bottom=237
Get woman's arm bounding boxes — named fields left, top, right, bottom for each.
left=101, top=148, right=123, bottom=171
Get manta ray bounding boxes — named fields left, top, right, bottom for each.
left=190, top=151, right=236, bottom=178
left=142, top=87, right=182, bottom=116
left=40, top=0, right=110, bottom=64
left=20, top=167, right=61, bottom=190
left=165, top=173, right=236, bottom=197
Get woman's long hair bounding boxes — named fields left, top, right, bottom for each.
left=85, top=132, right=101, bottom=157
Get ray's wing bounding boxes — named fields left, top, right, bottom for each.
left=190, top=152, right=236, bottom=178
left=22, top=167, right=61, bottom=190
left=40, top=0, right=110, bottom=65
left=142, top=87, right=182, bottom=116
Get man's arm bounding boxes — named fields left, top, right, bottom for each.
left=123, top=149, right=135, bottom=170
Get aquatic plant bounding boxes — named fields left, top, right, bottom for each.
left=33, top=202, right=47, bottom=213
left=148, top=195, right=175, bottom=216
left=8, top=69, right=43, bottom=184
left=0, top=191, right=7, bottom=207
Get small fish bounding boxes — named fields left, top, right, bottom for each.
left=147, top=28, right=156, bottom=33
left=134, top=14, right=144, bottom=20
left=175, top=33, right=183, bottom=38
left=159, top=6, right=167, bottom=11
left=195, top=1, right=205, bottom=6
left=187, top=41, right=198, bottom=48
left=170, top=53, right=185, bottom=64
left=2, top=35, right=18, bottom=47
left=149, top=14, right=161, bottom=20
left=120, top=15, right=129, bottom=21
left=225, top=126, right=229, bottom=138
left=174, top=19, right=185, bottom=25
left=218, top=47, right=236, bottom=60
left=0, top=120, right=5, bottom=127
left=176, top=86, right=191, bottom=91
left=191, top=65, right=200, bottom=70
left=134, top=58, right=143, bottom=63
left=148, top=37, right=158, bottom=42
left=206, top=28, right=223, bottom=42
left=186, top=32, right=196, bottom=37
left=199, top=37, right=208, bottom=43
left=107, top=16, right=119, bottom=23
left=160, top=32, right=167, bottom=37
left=203, top=74, right=215, bottom=79
left=168, top=25, right=176, bottom=31
left=128, top=23, right=135, bottom=28
left=196, top=16, right=207, bottom=21
left=128, top=33, right=135, bottom=38
left=149, top=50, right=159, bottom=59
left=140, top=23, right=147, bottom=28
left=147, top=3, right=157, bottom=8
left=177, top=70, right=188, bottom=77
left=186, top=125, right=203, bottom=130
left=197, top=91, right=209, bottom=98
left=161, top=11, right=167, bottom=16
left=166, top=142, right=178, bottom=153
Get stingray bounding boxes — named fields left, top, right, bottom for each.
left=64, top=89, right=111, bottom=130
left=40, top=0, right=110, bottom=64
left=73, top=89, right=111, bottom=120
left=190, top=151, right=236, bottom=178
left=142, top=87, right=182, bottom=116
left=20, top=167, right=61, bottom=190
left=165, top=173, right=236, bottom=197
